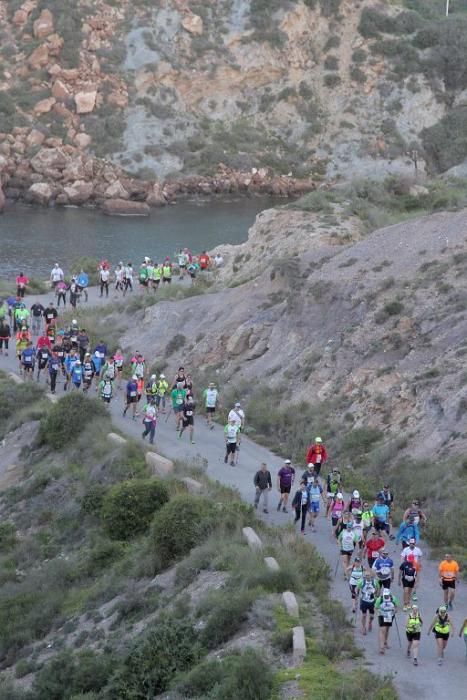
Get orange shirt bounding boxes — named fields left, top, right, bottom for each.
left=439, top=560, right=459, bottom=580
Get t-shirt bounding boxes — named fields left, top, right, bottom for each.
left=228, top=408, right=244, bottom=428
left=100, top=269, right=110, bottom=282
left=278, top=466, right=295, bottom=487
left=31, top=304, right=45, bottom=318
left=171, top=388, right=187, bottom=408
left=439, top=560, right=459, bottom=580
left=373, top=557, right=394, bottom=579
left=183, top=402, right=196, bottom=419
left=373, top=504, right=389, bottom=523
left=401, top=546, right=422, bottom=563
left=366, top=537, right=385, bottom=558
left=399, top=561, right=417, bottom=583
left=203, top=388, right=218, bottom=408
left=224, top=424, right=240, bottom=443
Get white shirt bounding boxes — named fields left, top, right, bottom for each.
left=51, top=267, right=63, bottom=282
left=205, top=388, right=218, bottom=408
left=228, top=408, right=244, bottom=428
left=401, top=546, right=422, bottom=563
left=100, top=269, right=110, bottom=282
left=214, top=255, right=224, bottom=267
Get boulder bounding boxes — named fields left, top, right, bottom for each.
left=26, top=129, right=46, bottom=148
left=181, top=477, right=203, bottom=494
left=28, top=44, right=49, bottom=69
left=28, top=182, right=53, bottom=205
left=33, top=97, right=56, bottom=115
left=63, top=180, right=93, bottom=204
left=46, top=33, right=64, bottom=57
left=61, top=68, right=80, bottom=81
left=74, top=132, right=92, bottom=149
left=282, top=591, right=299, bottom=618
left=31, top=147, right=67, bottom=173
left=107, top=91, right=128, bottom=108
left=264, top=556, right=280, bottom=572
left=12, top=10, right=29, bottom=25
left=33, top=9, right=54, bottom=39
left=145, top=451, right=174, bottom=477
left=52, top=79, right=70, bottom=101
left=147, top=183, right=168, bottom=207
left=48, top=63, right=61, bottom=77
left=74, top=90, right=97, bottom=114
left=107, top=432, right=127, bottom=447
left=292, top=626, right=306, bottom=666
left=182, top=12, right=203, bottom=35
left=102, top=199, right=150, bottom=216
left=104, top=180, right=129, bottom=200
left=242, top=526, right=263, bottom=550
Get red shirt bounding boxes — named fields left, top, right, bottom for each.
left=16, top=275, right=29, bottom=287
left=199, top=254, right=210, bottom=270
left=305, top=443, right=328, bottom=465
left=366, top=537, right=385, bottom=559
left=37, top=336, right=52, bottom=350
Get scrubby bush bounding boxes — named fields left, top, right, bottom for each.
left=102, top=618, right=199, bottom=699
left=177, top=649, right=273, bottom=699
left=324, top=73, right=341, bottom=88
left=165, top=333, right=187, bottom=357
left=421, top=107, right=467, bottom=173
left=198, top=588, right=257, bottom=649
left=38, top=394, right=107, bottom=450
left=151, top=495, right=217, bottom=568
left=341, top=427, right=383, bottom=455
left=33, top=649, right=114, bottom=699
left=0, top=523, right=17, bottom=552
left=0, top=375, right=44, bottom=438
left=101, top=479, right=169, bottom=540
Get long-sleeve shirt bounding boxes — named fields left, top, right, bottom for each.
left=254, top=470, right=272, bottom=490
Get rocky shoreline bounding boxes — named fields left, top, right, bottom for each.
left=0, top=145, right=315, bottom=216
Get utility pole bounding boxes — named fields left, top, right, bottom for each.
left=446, top=0, right=450, bottom=17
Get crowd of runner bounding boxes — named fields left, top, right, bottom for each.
left=0, top=260, right=465, bottom=671
left=254, top=442, right=466, bottom=666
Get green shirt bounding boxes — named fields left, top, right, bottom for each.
left=171, top=388, right=186, bottom=408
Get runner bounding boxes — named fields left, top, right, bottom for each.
left=145, top=374, right=158, bottom=404
left=30, top=301, right=45, bottom=336
left=375, top=588, right=399, bottom=655
left=99, top=265, right=110, bottom=298
left=199, top=250, right=210, bottom=271
left=253, top=462, right=272, bottom=513
left=406, top=604, right=423, bottom=665
left=48, top=352, right=60, bottom=394
left=399, top=554, right=418, bottom=611
left=146, top=260, right=154, bottom=291
left=77, top=328, right=90, bottom=363
left=179, top=395, right=196, bottom=444
left=428, top=605, right=455, bottom=665
left=203, top=382, right=219, bottom=428
left=171, top=381, right=187, bottom=431
left=438, top=553, right=459, bottom=610
left=123, top=263, right=133, bottom=295
left=224, top=417, right=240, bottom=467
left=55, top=280, right=67, bottom=308
left=357, top=571, right=379, bottom=636
left=305, top=436, right=327, bottom=476
left=0, top=318, right=11, bottom=356
left=365, top=530, right=386, bottom=569
left=36, top=332, right=52, bottom=382
left=162, top=259, right=172, bottom=284
left=70, top=359, right=83, bottom=390
left=396, top=515, right=420, bottom=548
left=292, top=480, right=309, bottom=535
left=372, top=549, right=395, bottom=589
left=16, top=326, right=31, bottom=374
left=15, top=272, right=29, bottom=298
left=361, top=500, right=374, bottom=544
left=76, top=269, right=89, bottom=302
left=378, top=484, right=394, bottom=538
left=228, top=401, right=245, bottom=464
left=301, top=462, right=316, bottom=487
left=50, top=263, right=64, bottom=289
left=123, top=376, right=139, bottom=420
left=113, top=348, right=124, bottom=389
left=141, top=400, right=157, bottom=443
left=14, top=303, right=30, bottom=331
left=101, top=357, right=117, bottom=385
left=177, top=249, right=188, bottom=278
left=82, top=353, right=96, bottom=393
left=325, top=467, right=342, bottom=517
left=346, top=555, right=364, bottom=615
left=99, top=373, right=114, bottom=404
left=130, top=352, right=146, bottom=382
left=329, top=492, right=345, bottom=527
left=459, top=618, right=467, bottom=657
left=44, top=302, right=58, bottom=330
left=403, top=499, right=427, bottom=528
left=276, top=459, right=295, bottom=513
left=372, top=494, right=390, bottom=540
left=338, top=522, right=358, bottom=579
left=155, top=373, right=169, bottom=412
left=69, top=277, right=80, bottom=308
left=306, top=476, right=326, bottom=532
left=347, top=489, right=363, bottom=513
left=21, top=341, right=36, bottom=380
left=115, top=263, right=124, bottom=295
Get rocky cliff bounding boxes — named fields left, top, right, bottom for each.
left=1, top=0, right=467, bottom=210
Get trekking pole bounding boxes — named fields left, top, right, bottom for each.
left=394, top=614, right=402, bottom=648
left=164, top=406, right=173, bottom=423
left=334, top=552, right=340, bottom=578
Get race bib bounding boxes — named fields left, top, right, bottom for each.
left=130, top=391, right=137, bottom=397
left=383, top=611, right=393, bottom=623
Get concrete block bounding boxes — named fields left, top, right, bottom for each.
left=145, top=451, right=174, bottom=477
left=107, top=432, right=127, bottom=446
left=9, top=372, right=24, bottom=385
left=264, top=556, right=280, bottom=572
left=292, top=626, right=306, bottom=666
left=282, top=591, right=299, bottom=618
left=47, top=393, right=58, bottom=403
left=181, top=476, right=203, bottom=494
left=242, top=526, right=263, bottom=550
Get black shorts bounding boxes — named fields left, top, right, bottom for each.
left=153, top=279, right=160, bottom=285
left=406, top=632, right=421, bottom=641
left=340, top=549, right=353, bottom=557
left=280, top=485, right=291, bottom=494
left=163, top=277, right=171, bottom=283
left=206, top=406, right=216, bottom=413
left=402, top=579, right=415, bottom=589
left=360, top=601, right=375, bottom=615
left=349, top=584, right=357, bottom=599
left=374, top=520, right=388, bottom=532
left=378, top=618, right=393, bottom=628
left=126, top=396, right=137, bottom=404
left=434, top=631, right=449, bottom=640
left=226, top=442, right=237, bottom=454
left=22, top=363, right=34, bottom=372
left=139, top=279, right=148, bottom=286
left=183, top=416, right=194, bottom=426
left=442, top=580, right=455, bottom=590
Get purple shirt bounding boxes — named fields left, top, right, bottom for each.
left=278, top=466, right=295, bottom=487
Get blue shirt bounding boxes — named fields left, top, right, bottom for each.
left=373, top=503, right=389, bottom=523
left=77, top=273, right=89, bottom=287
left=373, top=557, right=394, bottom=574
left=126, top=380, right=138, bottom=398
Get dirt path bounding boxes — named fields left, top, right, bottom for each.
left=1, top=287, right=466, bottom=699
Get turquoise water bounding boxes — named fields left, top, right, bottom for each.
left=0, top=196, right=278, bottom=278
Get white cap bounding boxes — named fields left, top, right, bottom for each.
left=132, top=375, right=137, bottom=380
left=307, top=462, right=314, bottom=468
left=160, top=373, right=165, bottom=378
left=284, top=459, right=291, bottom=464
left=353, top=490, right=360, bottom=498
left=336, top=492, right=343, bottom=499
left=235, top=402, right=241, bottom=407
left=151, top=374, right=156, bottom=379
left=72, top=319, right=77, bottom=324
left=382, top=589, right=391, bottom=597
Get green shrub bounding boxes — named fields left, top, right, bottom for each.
left=198, top=587, right=257, bottom=649
left=101, top=479, right=169, bottom=540
left=384, top=300, right=404, bottom=315
left=70, top=256, right=100, bottom=286
left=33, top=649, right=114, bottom=700
left=0, top=375, right=44, bottom=439
left=342, top=427, right=383, bottom=455
left=165, top=333, right=187, bottom=357
left=0, top=523, right=17, bottom=552
left=177, top=649, right=273, bottom=699
left=350, top=66, right=366, bottom=83
left=38, top=394, right=108, bottom=450
left=151, top=495, right=217, bottom=568
left=81, top=484, right=107, bottom=516
left=324, top=55, right=339, bottom=71
left=324, top=73, right=341, bottom=88
left=102, top=618, right=199, bottom=699
left=421, top=107, right=467, bottom=173
left=0, top=92, right=15, bottom=116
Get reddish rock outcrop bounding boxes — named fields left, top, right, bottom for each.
left=103, top=199, right=150, bottom=217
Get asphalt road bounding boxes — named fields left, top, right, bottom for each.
left=1, top=285, right=466, bottom=699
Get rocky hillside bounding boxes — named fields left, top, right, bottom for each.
left=1, top=0, right=467, bottom=210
